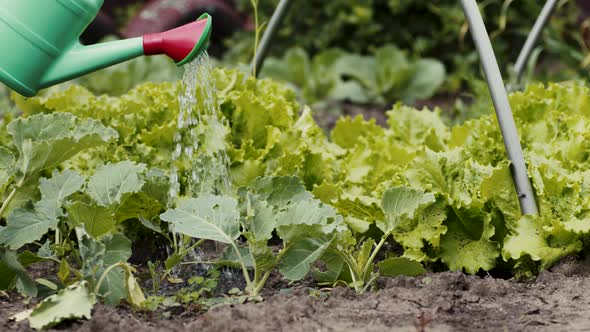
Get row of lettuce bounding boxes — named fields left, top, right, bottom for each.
left=0, top=69, right=589, bottom=327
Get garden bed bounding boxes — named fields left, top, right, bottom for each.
left=3, top=44, right=590, bottom=330
left=2, top=256, right=590, bottom=331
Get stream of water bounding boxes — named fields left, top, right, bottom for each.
left=169, top=51, right=231, bottom=202
left=167, top=52, right=233, bottom=272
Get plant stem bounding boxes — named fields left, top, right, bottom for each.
left=251, top=0, right=261, bottom=76
left=46, top=256, right=62, bottom=264
left=95, top=262, right=125, bottom=295
left=327, top=249, right=363, bottom=292
left=220, top=72, right=238, bottom=98
left=347, top=264, right=361, bottom=293
left=361, top=235, right=389, bottom=280
left=172, top=232, right=179, bottom=253
left=230, top=242, right=252, bottom=287
left=363, top=274, right=380, bottom=292
left=253, top=268, right=260, bottom=290
left=251, top=271, right=272, bottom=296
left=0, top=187, right=17, bottom=219
left=187, top=238, right=206, bottom=253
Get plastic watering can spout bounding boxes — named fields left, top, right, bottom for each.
left=0, top=1, right=212, bottom=97
left=144, top=13, right=212, bottom=66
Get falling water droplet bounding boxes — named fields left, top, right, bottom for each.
left=169, top=51, right=231, bottom=202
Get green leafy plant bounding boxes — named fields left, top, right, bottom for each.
left=0, top=86, right=17, bottom=121
left=0, top=112, right=151, bottom=316
left=14, top=281, right=96, bottom=330
left=12, top=71, right=590, bottom=281
left=4, top=66, right=590, bottom=329
left=314, top=187, right=432, bottom=292
left=14, top=260, right=145, bottom=330
left=231, top=0, right=587, bottom=90
left=0, top=113, right=117, bottom=220
left=0, top=162, right=149, bottom=304
left=161, top=176, right=347, bottom=297
left=261, top=45, right=446, bottom=106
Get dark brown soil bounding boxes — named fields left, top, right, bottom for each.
left=3, top=257, right=590, bottom=332
left=313, top=103, right=389, bottom=131
left=312, top=94, right=461, bottom=132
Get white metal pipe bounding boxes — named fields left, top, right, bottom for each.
left=252, top=0, right=293, bottom=77
left=461, top=0, right=539, bottom=215
left=514, top=0, right=558, bottom=84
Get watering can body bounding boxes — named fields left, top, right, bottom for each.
left=0, top=0, right=212, bottom=97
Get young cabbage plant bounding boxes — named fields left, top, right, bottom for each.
left=161, top=176, right=347, bottom=297
left=13, top=250, right=146, bottom=332
left=0, top=158, right=151, bottom=305
left=314, top=186, right=432, bottom=292
left=140, top=214, right=207, bottom=281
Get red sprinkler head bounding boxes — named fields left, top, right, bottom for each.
left=143, top=13, right=212, bottom=66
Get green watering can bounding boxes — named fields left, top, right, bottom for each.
left=0, top=0, right=212, bottom=97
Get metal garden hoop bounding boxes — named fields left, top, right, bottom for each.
left=513, top=0, right=559, bottom=86
left=251, top=0, right=293, bottom=77
left=461, top=0, right=539, bottom=215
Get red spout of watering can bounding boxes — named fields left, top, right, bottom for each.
left=143, top=13, right=212, bottom=66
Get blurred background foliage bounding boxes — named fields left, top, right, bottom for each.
left=228, top=0, right=588, bottom=91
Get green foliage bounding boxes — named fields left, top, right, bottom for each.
left=0, top=248, right=37, bottom=297
left=8, top=113, right=117, bottom=176
left=0, top=112, right=117, bottom=227
left=0, top=85, right=18, bottom=121
left=377, top=257, right=426, bottom=277
left=77, top=229, right=132, bottom=305
left=231, top=0, right=586, bottom=89
left=324, top=81, right=590, bottom=275
left=27, top=281, right=96, bottom=330
left=0, top=170, right=83, bottom=250
left=161, top=195, right=240, bottom=244
left=261, top=45, right=446, bottom=106
left=162, top=176, right=346, bottom=296
left=11, top=68, right=311, bottom=187
left=0, top=112, right=147, bottom=314
left=313, top=186, right=435, bottom=292
left=4, top=65, right=590, bottom=327
left=86, top=161, right=147, bottom=207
